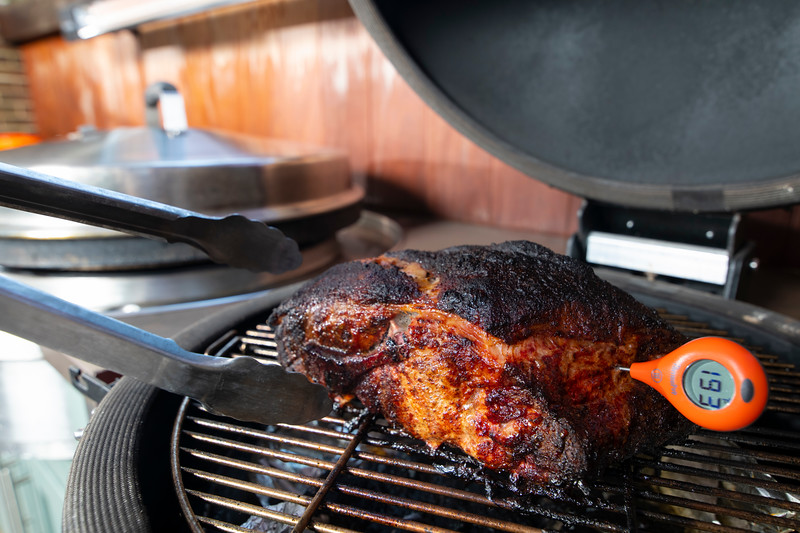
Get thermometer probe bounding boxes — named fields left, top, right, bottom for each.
left=618, top=337, right=768, bottom=431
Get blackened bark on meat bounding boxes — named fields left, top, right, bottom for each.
left=389, top=242, right=674, bottom=348
left=268, top=241, right=694, bottom=494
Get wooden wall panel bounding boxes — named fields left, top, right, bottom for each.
left=22, top=31, right=144, bottom=136
left=19, top=0, right=798, bottom=256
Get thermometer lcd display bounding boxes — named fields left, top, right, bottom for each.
left=683, top=359, right=736, bottom=410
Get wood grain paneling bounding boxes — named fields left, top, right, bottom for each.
left=22, top=31, right=144, bottom=136
left=16, top=0, right=800, bottom=255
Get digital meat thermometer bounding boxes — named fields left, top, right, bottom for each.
left=618, top=337, right=768, bottom=431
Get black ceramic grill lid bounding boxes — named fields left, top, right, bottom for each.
left=349, top=0, right=800, bottom=212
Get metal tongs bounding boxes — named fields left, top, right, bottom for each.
left=0, top=161, right=333, bottom=424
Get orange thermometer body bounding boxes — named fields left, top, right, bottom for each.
left=627, top=337, right=768, bottom=431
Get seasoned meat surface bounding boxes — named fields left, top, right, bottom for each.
left=269, top=241, right=693, bottom=493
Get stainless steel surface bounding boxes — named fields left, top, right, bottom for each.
left=2, top=210, right=402, bottom=315
left=394, top=216, right=568, bottom=255
left=171, top=306, right=800, bottom=532
left=0, top=161, right=302, bottom=273
left=0, top=126, right=359, bottom=241
left=0, top=275, right=332, bottom=425
left=586, top=231, right=730, bottom=285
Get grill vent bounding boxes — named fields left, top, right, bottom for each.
left=171, top=312, right=800, bottom=532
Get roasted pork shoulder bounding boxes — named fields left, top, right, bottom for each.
left=268, top=241, right=693, bottom=493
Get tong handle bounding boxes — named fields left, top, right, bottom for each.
left=0, top=274, right=332, bottom=425
left=0, top=161, right=301, bottom=273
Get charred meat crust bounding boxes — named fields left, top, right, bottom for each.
left=269, top=260, right=422, bottom=389
left=387, top=241, right=679, bottom=350
left=268, top=241, right=693, bottom=493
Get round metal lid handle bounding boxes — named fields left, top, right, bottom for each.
left=144, top=81, right=188, bottom=137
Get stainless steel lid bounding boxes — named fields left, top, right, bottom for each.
left=0, top=126, right=359, bottom=240
left=0, top=84, right=362, bottom=270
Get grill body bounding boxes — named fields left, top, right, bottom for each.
left=63, top=274, right=800, bottom=532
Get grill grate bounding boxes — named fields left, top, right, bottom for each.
left=171, top=311, right=800, bottom=533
